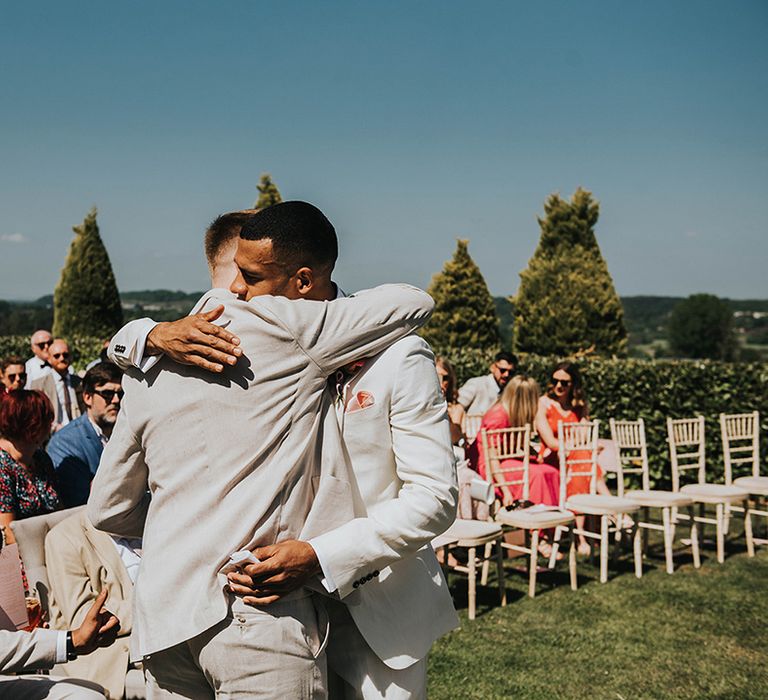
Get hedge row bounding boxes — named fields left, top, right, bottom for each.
left=441, top=347, right=768, bottom=490
left=2, top=335, right=766, bottom=490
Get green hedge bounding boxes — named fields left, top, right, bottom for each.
left=0, top=335, right=105, bottom=373
left=439, top=347, right=768, bottom=490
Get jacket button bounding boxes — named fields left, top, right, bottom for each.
left=373, top=570, right=380, bottom=577
left=352, top=580, right=360, bottom=589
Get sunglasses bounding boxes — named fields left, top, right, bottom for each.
left=552, top=378, right=572, bottom=387
left=505, top=499, right=534, bottom=511
left=5, top=372, right=27, bottom=381
left=437, top=374, right=450, bottom=383
left=35, top=340, right=52, bottom=349
left=94, top=389, right=124, bottom=402
left=52, top=352, right=70, bottom=360
left=495, top=366, right=514, bottom=375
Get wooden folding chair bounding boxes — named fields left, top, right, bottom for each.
left=480, top=426, right=577, bottom=598
left=668, top=416, right=754, bottom=563
left=462, top=413, right=484, bottom=444
left=721, top=411, right=768, bottom=547
left=610, top=418, right=700, bottom=574
left=432, top=519, right=507, bottom=620
left=559, top=420, right=642, bottom=584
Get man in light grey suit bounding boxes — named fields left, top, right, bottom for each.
left=111, top=206, right=459, bottom=699
left=90, top=202, right=435, bottom=699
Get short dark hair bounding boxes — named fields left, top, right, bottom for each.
left=494, top=351, right=518, bottom=366
left=239, top=201, right=338, bottom=273
left=204, top=211, right=256, bottom=271
left=83, top=362, right=123, bottom=395
left=0, top=356, right=25, bottom=373
left=0, top=390, right=54, bottom=444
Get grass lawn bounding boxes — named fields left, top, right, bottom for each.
left=427, top=527, right=768, bottom=699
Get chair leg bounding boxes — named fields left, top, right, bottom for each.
left=715, top=503, right=725, bottom=564
left=480, top=541, right=492, bottom=586
left=744, top=499, right=755, bottom=558
left=642, top=506, right=650, bottom=552
left=689, top=505, right=701, bottom=569
left=600, top=515, right=609, bottom=583
left=495, top=540, right=507, bottom=608
left=528, top=529, right=539, bottom=598
left=569, top=529, right=578, bottom=591
left=724, top=502, right=731, bottom=536
left=549, top=525, right=563, bottom=569
left=662, top=507, right=674, bottom=575
left=467, top=546, right=477, bottom=620
left=698, top=502, right=706, bottom=542
left=633, top=524, right=643, bottom=578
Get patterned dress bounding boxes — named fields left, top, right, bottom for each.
left=0, top=449, right=61, bottom=518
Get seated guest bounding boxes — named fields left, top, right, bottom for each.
left=435, top=356, right=464, bottom=446
left=0, top=589, right=118, bottom=700
left=46, top=510, right=139, bottom=700
left=47, top=363, right=123, bottom=507
left=1, top=357, right=27, bottom=393
left=30, top=339, right=82, bottom=432
left=24, top=329, right=53, bottom=387
left=456, top=351, right=517, bottom=416
left=469, top=375, right=560, bottom=509
left=0, top=390, right=61, bottom=544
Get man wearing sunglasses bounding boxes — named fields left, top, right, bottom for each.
left=24, top=329, right=53, bottom=386
left=30, top=339, right=82, bottom=431
left=457, top=351, right=518, bottom=416
left=47, top=362, right=124, bottom=507
left=1, top=357, right=27, bottom=393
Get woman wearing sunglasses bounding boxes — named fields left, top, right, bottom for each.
left=536, top=361, right=612, bottom=554
left=0, top=390, right=61, bottom=545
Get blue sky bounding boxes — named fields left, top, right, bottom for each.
left=1, top=1, right=766, bottom=300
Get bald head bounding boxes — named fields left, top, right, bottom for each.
left=30, top=330, right=53, bottom=361
left=48, top=339, right=72, bottom=376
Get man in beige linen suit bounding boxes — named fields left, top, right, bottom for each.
left=89, top=202, right=434, bottom=699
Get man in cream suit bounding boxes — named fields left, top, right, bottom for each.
left=110, top=205, right=459, bottom=699
left=45, top=510, right=137, bottom=700
left=90, top=202, right=435, bottom=699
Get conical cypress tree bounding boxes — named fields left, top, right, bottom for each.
left=421, top=239, right=500, bottom=353
left=53, top=208, right=123, bottom=338
left=254, top=173, right=283, bottom=209
left=514, top=188, right=627, bottom=356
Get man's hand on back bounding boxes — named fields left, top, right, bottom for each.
left=146, top=305, right=243, bottom=373
left=226, top=540, right=321, bottom=606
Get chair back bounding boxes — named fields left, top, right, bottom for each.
left=9, top=506, right=85, bottom=615
left=609, top=418, right=650, bottom=495
left=720, top=411, right=760, bottom=483
left=667, top=416, right=706, bottom=491
left=463, top=413, right=484, bottom=443
left=480, top=425, right=531, bottom=502
left=558, top=420, right=600, bottom=507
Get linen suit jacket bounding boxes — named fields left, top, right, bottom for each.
left=30, top=372, right=82, bottom=427
left=47, top=415, right=104, bottom=507
left=88, top=285, right=433, bottom=657
left=0, top=628, right=58, bottom=674
left=310, top=335, right=459, bottom=669
left=457, top=373, right=500, bottom=416
left=45, top=510, right=134, bottom=700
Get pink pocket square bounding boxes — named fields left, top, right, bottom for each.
left=346, top=391, right=375, bottom=413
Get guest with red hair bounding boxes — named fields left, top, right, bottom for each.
left=0, top=390, right=61, bottom=544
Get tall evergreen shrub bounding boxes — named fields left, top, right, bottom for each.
left=254, top=173, right=283, bottom=209
left=53, top=208, right=123, bottom=338
left=514, top=188, right=627, bottom=356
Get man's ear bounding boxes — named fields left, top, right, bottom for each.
left=83, top=392, right=94, bottom=410
left=294, top=267, right=315, bottom=297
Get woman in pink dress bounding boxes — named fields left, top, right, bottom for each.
left=469, top=375, right=560, bottom=508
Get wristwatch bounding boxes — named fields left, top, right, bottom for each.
left=66, top=632, right=78, bottom=661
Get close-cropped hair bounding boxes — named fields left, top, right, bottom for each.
left=546, top=360, right=589, bottom=419
left=204, top=211, right=256, bottom=272
left=494, top=351, right=518, bottom=365
left=83, top=362, right=123, bottom=395
left=435, top=356, right=458, bottom=403
left=0, top=389, right=54, bottom=443
left=0, top=356, right=25, bottom=373
left=239, top=201, right=338, bottom=273
left=499, top=375, right=540, bottom=428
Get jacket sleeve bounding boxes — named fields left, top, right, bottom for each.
left=87, top=401, right=149, bottom=539
left=308, top=337, right=458, bottom=598
left=107, top=318, right=160, bottom=372
left=45, top=525, right=96, bottom=631
left=264, top=284, right=434, bottom=375
left=456, top=377, right=477, bottom=411
left=0, top=628, right=59, bottom=673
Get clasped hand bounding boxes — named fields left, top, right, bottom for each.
left=226, top=540, right=321, bottom=606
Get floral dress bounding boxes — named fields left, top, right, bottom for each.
left=0, top=449, right=61, bottom=518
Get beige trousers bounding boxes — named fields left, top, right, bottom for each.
left=0, top=676, right=106, bottom=700
left=144, top=593, right=329, bottom=700
left=325, top=599, right=427, bottom=700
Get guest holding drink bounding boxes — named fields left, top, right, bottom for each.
left=0, top=390, right=61, bottom=545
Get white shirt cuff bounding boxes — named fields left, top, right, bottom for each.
left=307, top=538, right=337, bottom=593
left=56, top=630, right=68, bottom=664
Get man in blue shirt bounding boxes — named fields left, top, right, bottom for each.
left=47, top=362, right=123, bottom=507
